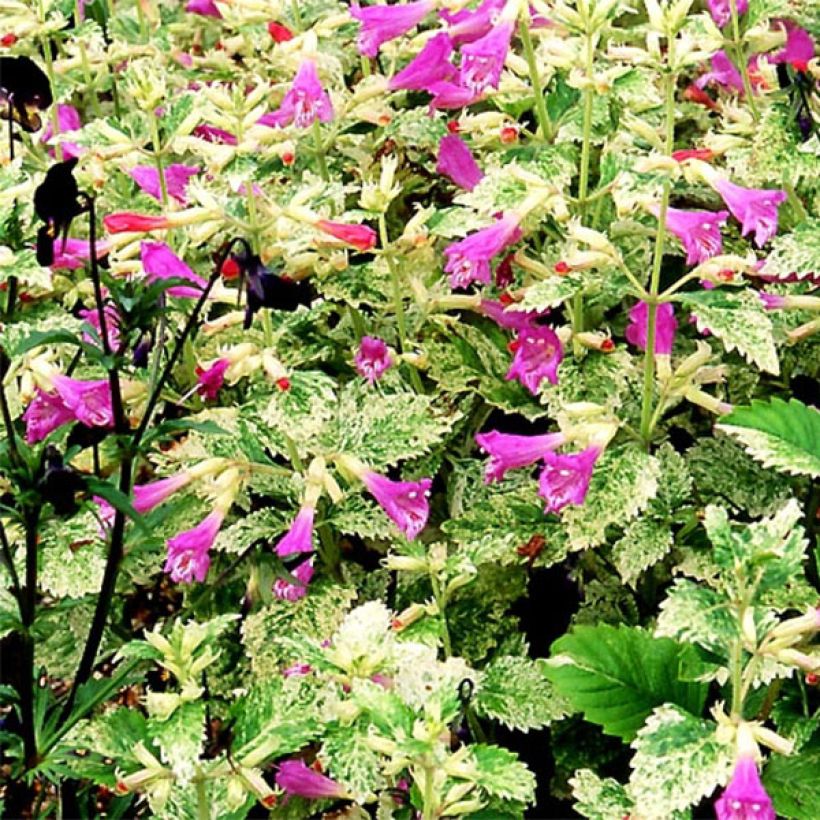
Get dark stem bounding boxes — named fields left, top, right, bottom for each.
left=0, top=518, right=23, bottom=609
left=7, top=107, right=13, bottom=162
left=21, top=507, right=41, bottom=768
left=0, top=352, right=22, bottom=469
left=5, top=275, right=18, bottom=320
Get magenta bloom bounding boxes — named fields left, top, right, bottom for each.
left=389, top=32, right=457, bottom=91
left=625, top=301, right=678, bottom=355
left=133, top=473, right=192, bottom=513
left=362, top=472, right=432, bottom=541
left=714, top=755, right=775, bottom=820
left=283, top=662, right=312, bottom=677
left=758, top=292, right=786, bottom=310
left=354, top=336, right=392, bottom=384
left=196, top=359, right=230, bottom=399
left=315, top=220, right=377, bottom=251
left=41, top=104, right=83, bottom=160
left=479, top=299, right=547, bottom=331
left=707, top=0, right=747, bottom=28
left=164, top=510, right=224, bottom=584
left=186, top=0, right=222, bottom=18
left=695, top=51, right=744, bottom=93
left=193, top=124, right=237, bottom=144
left=79, top=303, right=121, bottom=352
left=429, top=81, right=480, bottom=110
left=505, top=325, right=563, bottom=394
left=259, top=61, right=333, bottom=129
left=538, top=446, right=600, bottom=514
left=771, top=20, right=815, bottom=68
left=350, top=0, right=435, bottom=58
left=49, top=237, right=110, bottom=270
left=273, top=558, right=315, bottom=601
left=444, top=214, right=522, bottom=289
left=129, top=164, right=200, bottom=206
left=276, top=760, right=345, bottom=800
left=441, top=0, right=505, bottom=45
left=660, top=207, right=729, bottom=265
left=22, top=389, right=75, bottom=443
left=141, top=241, right=207, bottom=298
left=460, top=22, right=514, bottom=94
left=714, top=179, right=787, bottom=247
left=475, top=430, right=565, bottom=483
left=51, top=375, right=114, bottom=429
left=436, top=134, right=484, bottom=191
left=275, top=506, right=315, bottom=557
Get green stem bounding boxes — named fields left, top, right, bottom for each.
left=148, top=114, right=169, bottom=210
left=195, top=776, right=209, bottom=820
left=430, top=573, right=453, bottom=657
left=290, top=0, right=304, bottom=31
left=730, top=0, right=759, bottom=122
left=135, top=0, right=150, bottom=41
left=577, top=34, right=596, bottom=210
left=347, top=304, right=366, bottom=339
left=422, top=766, right=436, bottom=820
left=519, top=20, right=553, bottom=141
left=729, top=637, right=744, bottom=719
left=282, top=432, right=304, bottom=472
left=39, top=36, right=62, bottom=163
left=21, top=508, right=41, bottom=768
left=311, top=118, right=329, bottom=181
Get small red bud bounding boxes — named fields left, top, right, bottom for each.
left=282, top=151, right=295, bottom=166
left=311, top=759, right=324, bottom=773
left=267, top=21, right=294, bottom=42
left=114, top=782, right=129, bottom=795
left=554, top=261, right=571, bottom=275
left=261, top=794, right=278, bottom=808
left=0, top=33, right=18, bottom=47
left=447, top=120, right=460, bottom=134
left=507, top=339, right=521, bottom=353
left=498, top=291, right=515, bottom=307
left=717, top=269, right=734, bottom=282
left=377, top=113, right=392, bottom=126
left=221, top=257, right=240, bottom=280
left=806, top=673, right=819, bottom=686
left=791, top=59, right=809, bottom=73
left=600, top=338, right=615, bottom=352
left=275, top=377, right=291, bottom=391
left=500, top=125, right=519, bottom=144
left=391, top=618, right=403, bottom=630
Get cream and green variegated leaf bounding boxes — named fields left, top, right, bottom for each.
left=261, top=369, right=337, bottom=448
left=469, top=744, right=537, bottom=805
left=322, top=725, right=386, bottom=803
left=510, top=275, right=584, bottom=312
left=570, top=769, right=635, bottom=820
left=677, top=290, right=779, bottom=375
left=761, top=217, right=820, bottom=281
left=564, top=446, right=660, bottom=551
left=147, top=702, right=205, bottom=786
left=214, top=508, right=290, bottom=555
left=426, top=207, right=495, bottom=238
left=628, top=705, right=733, bottom=819
left=611, top=517, right=674, bottom=587
left=716, top=398, right=820, bottom=478
left=326, top=494, right=402, bottom=541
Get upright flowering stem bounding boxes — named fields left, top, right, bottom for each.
left=148, top=110, right=170, bottom=209
left=639, top=54, right=677, bottom=445
left=730, top=0, right=759, bottom=121
left=312, top=117, right=329, bottom=181
left=519, top=18, right=553, bottom=142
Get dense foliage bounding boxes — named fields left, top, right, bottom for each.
left=0, top=0, right=819, bottom=817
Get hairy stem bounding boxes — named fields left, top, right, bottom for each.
left=430, top=572, right=453, bottom=658
left=730, top=0, right=759, bottom=121
left=312, top=118, right=329, bottom=181
left=519, top=20, right=553, bottom=141
left=21, top=507, right=41, bottom=767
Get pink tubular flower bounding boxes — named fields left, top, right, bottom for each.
left=436, top=134, right=484, bottom=191
left=758, top=291, right=786, bottom=310
left=625, top=301, right=678, bottom=355
left=441, top=0, right=504, bottom=45
left=696, top=51, right=744, bottom=93
left=505, top=325, right=564, bottom=394
left=362, top=471, right=432, bottom=541
left=770, top=20, right=815, bottom=68
left=389, top=33, right=457, bottom=91
left=275, top=760, right=345, bottom=800
left=49, top=238, right=110, bottom=270
left=714, top=755, right=775, bottom=820
left=196, top=359, right=230, bottom=399
left=41, top=104, right=83, bottom=160
left=354, top=336, right=392, bottom=384
left=459, top=22, right=514, bottom=94
left=186, top=0, right=222, bottom=18
left=274, top=558, right=315, bottom=601
left=140, top=241, right=207, bottom=298
left=444, top=214, right=522, bottom=289
left=315, top=220, right=377, bottom=251
left=714, top=179, right=787, bottom=247
left=538, top=446, right=600, bottom=514
left=707, top=0, right=747, bottom=28
left=22, top=389, right=75, bottom=443
left=51, top=375, right=114, bottom=428
left=192, top=124, right=237, bottom=145
left=283, top=662, right=312, bottom=677
left=350, top=0, right=435, bottom=58
left=479, top=298, right=547, bottom=331
left=658, top=207, right=729, bottom=265
left=475, top=430, right=565, bottom=483
left=258, top=61, right=333, bottom=129
left=275, top=506, right=315, bottom=557
left=671, top=147, right=715, bottom=163
left=79, top=303, right=121, bottom=352
left=164, top=510, right=224, bottom=584
left=129, top=164, right=200, bottom=206
left=103, top=212, right=173, bottom=234
left=133, top=472, right=192, bottom=513
left=429, top=80, right=481, bottom=110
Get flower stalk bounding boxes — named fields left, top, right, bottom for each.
left=519, top=18, right=553, bottom=141
left=729, top=0, right=759, bottom=121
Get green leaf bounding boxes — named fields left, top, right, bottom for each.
left=322, top=726, right=386, bottom=803
left=474, top=657, right=568, bottom=732
left=678, top=290, right=779, bottom=375
left=512, top=275, right=583, bottom=312
left=717, top=397, right=820, bottom=478
left=611, top=517, right=674, bottom=587
left=762, top=217, right=820, bottom=281
left=470, top=744, right=536, bottom=804
left=628, top=705, right=733, bottom=817
left=570, top=769, right=633, bottom=820
left=14, top=328, right=84, bottom=356
left=763, top=737, right=820, bottom=820
left=544, top=625, right=708, bottom=741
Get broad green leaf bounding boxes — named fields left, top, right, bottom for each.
left=628, top=705, right=733, bottom=818
left=570, top=769, right=633, bottom=820
left=148, top=702, right=205, bottom=785
left=545, top=625, right=708, bottom=740
left=763, top=738, right=820, bottom=820
left=470, top=744, right=537, bottom=804
left=717, top=397, right=820, bottom=478
left=678, top=290, right=779, bottom=375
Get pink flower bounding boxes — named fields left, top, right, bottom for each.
left=49, top=237, right=110, bottom=270
left=140, top=241, right=207, bottom=298
left=758, top=292, right=786, bottom=310
left=538, top=446, right=600, bottom=514
left=133, top=472, right=192, bottom=513
left=389, top=33, right=457, bottom=91
left=51, top=375, right=114, bottom=428
left=714, top=179, right=787, bottom=247
left=436, top=134, right=484, bottom=191
left=275, top=506, right=315, bottom=557
left=273, top=558, right=315, bottom=601
left=268, top=21, right=294, bottom=42
left=350, top=0, right=435, bottom=58
left=283, top=662, right=312, bottom=677
left=315, top=220, right=377, bottom=251
left=40, top=104, right=83, bottom=160
left=362, top=471, right=432, bottom=541
left=714, top=755, right=775, bottom=820
left=429, top=81, right=481, bottom=110
left=505, top=325, right=563, bottom=394
left=443, top=213, right=522, bottom=289
left=275, top=760, right=345, bottom=800
left=441, top=0, right=505, bottom=45
left=195, top=359, right=230, bottom=399
left=164, top=510, right=224, bottom=584
left=79, top=303, right=121, bottom=351
left=459, top=22, right=514, bottom=94
left=354, top=336, right=392, bottom=384
left=475, top=430, right=565, bottom=483
left=103, top=212, right=173, bottom=233
left=707, top=0, right=747, bottom=28
left=186, top=0, right=222, bottom=18
left=129, top=164, right=200, bottom=206
left=479, top=298, right=547, bottom=331
left=658, top=207, right=729, bottom=266
left=192, top=124, right=237, bottom=145
left=695, top=51, right=744, bottom=93
left=22, top=389, right=75, bottom=443
left=625, top=301, right=678, bottom=355
left=258, top=61, right=333, bottom=129
left=770, top=20, right=815, bottom=69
